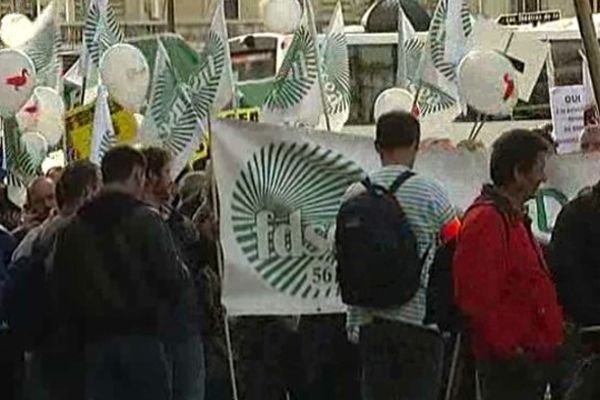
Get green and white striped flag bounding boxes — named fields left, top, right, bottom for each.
left=427, top=0, right=472, bottom=98
left=83, top=0, right=124, bottom=69
left=187, top=0, right=233, bottom=120
left=209, top=0, right=235, bottom=112
left=262, top=0, right=323, bottom=127
left=317, top=1, right=350, bottom=132
left=90, top=85, right=117, bottom=166
left=141, top=39, right=179, bottom=143
left=20, top=1, right=61, bottom=89
left=162, top=86, right=204, bottom=179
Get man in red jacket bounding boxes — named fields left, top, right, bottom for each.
left=453, top=129, right=564, bottom=400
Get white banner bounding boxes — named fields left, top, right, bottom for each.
left=213, top=119, right=600, bottom=316
left=550, top=85, right=585, bottom=154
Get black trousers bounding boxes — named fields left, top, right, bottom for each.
left=478, top=357, right=553, bottom=400
left=359, top=319, right=445, bottom=400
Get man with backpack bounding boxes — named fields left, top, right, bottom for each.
left=336, top=111, right=459, bottom=400
left=453, top=129, right=564, bottom=400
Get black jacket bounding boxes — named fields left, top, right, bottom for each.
left=551, top=184, right=600, bottom=327
left=51, top=190, right=188, bottom=340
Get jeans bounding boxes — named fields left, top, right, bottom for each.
left=166, top=335, right=206, bottom=400
left=84, top=335, right=172, bottom=400
left=359, top=319, right=445, bottom=400
left=478, top=357, right=553, bottom=400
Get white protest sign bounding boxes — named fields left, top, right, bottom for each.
left=214, top=119, right=600, bottom=316
left=550, top=85, right=585, bottom=154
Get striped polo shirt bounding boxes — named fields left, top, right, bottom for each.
left=343, top=164, right=457, bottom=329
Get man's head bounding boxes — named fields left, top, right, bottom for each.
left=375, top=111, right=421, bottom=167
left=581, top=125, right=600, bottom=153
left=55, top=161, right=101, bottom=216
left=45, top=166, right=64, bottom=183
left=101, top=146, right=147, bottom=198
left=25, top=177, right=56, bottom=223
left=490, top=129, right=550, bottom=202
left=141, top=146, right=174, bottom=207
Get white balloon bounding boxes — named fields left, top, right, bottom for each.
left=100, top=44, right=150, bottom=113
left=16, top=87, right=65, bottom=146
left=457, top=50, right=519, bottom=117
left=21, top=131, right=48, bottom=165
left=0, top=14, right=35, bottom=47
left=261, top=0, right=302, bottom=34
left=36, top=114, right=65, bottom=147
left=0, top=49, right=36, bottom=117
left=373, top=88, right=415, bottom=121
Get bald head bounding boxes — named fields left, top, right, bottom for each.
left=26, top=177, right=56, bottom=223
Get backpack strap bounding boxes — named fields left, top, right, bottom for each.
left=389, top=171, right=416, bottom=194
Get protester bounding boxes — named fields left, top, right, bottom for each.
left=580, top=125, right=600, bottom=153
left=0, top=224, right=17, bottom=400
left=51, top=146, right=189, bottom=400
left=13, top=177, right=56, bottom=244
left=176, top=168, right=235, bottom=400
left=45, top=166, right=64, bottom=184
left=453, top=129, right=564, bottom=400
left=141, top=146, right=206, bottom=400
left=551, top=178, right=600, bottom=399
left=338, top=111, right=459, bottom=400
left=8, top=161, right=101, bottom=400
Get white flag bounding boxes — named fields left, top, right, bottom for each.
left=262, top=0, right=324, bottom=127
left=90, top=85, right=116, bottom=166
left=396, top=1, right=415, bottom=88
left=83, top=0, right=124, bottom=68
left=317, top=1, right=350, bottom=131
left=427, top=0, right=471, bottom=98
left=210, top=0, right=235, bottom=112
left=20, top=1, right=61, bottom=89
left=187, top=0, right=235, bottom=120
left=142, top=39, right=179, bottom=143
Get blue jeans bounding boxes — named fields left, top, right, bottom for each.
left=84, top=336, right=172, bottom=400
left=359, top=319, right=444, bottom=400
left=166, top=335, right=205, bottom=400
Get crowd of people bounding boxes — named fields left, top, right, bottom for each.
left=0, top=111, right=599, bottom=400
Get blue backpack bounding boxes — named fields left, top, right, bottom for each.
left=335, top=171, right=425, bottom=308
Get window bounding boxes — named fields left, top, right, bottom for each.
left=224, top=0, right=239, bottom=19
left=514, top=0, right=542, bottom=13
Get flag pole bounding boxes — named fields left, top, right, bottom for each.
left=396, top=2, right=407, bottom=88
left=307, top=0, right=332, bottom=131
left=575, top=0, right=600, bottom=110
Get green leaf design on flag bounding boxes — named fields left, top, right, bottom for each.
left=405, top=37, right=456, bottom=116
left=264, top=26, right=318, bottom=111
left=320, top=32, right=351, bottom=116
left=4, top=123, right=40, bottom=188
left=146, top=40, right=179, bottom=135
left=160, top=86, right=200, bottom=156
left=84, top=0, right=124, bottom=67
left=231, top=141, right=363, bottom=298
left=429, top=0, right=472, bottom=83
left=187, top=30, right=226, bottom=120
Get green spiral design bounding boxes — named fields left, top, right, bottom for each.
left=231, top=141, right=364, bottom=299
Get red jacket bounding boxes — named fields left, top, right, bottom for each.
left=453, top=187, right=564, bottom=361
